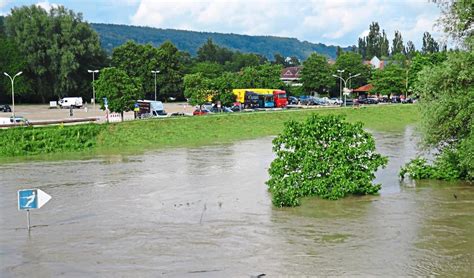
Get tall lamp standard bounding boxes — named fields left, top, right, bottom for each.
left=336, top=69, right=345, bottom=101
left=151, top=70, right=160, bottom=101
left=87, top=70, right=99, bottom=109
left=4, top=71, right=23, bottom=118
left=332, top=73, right=361, bottom=106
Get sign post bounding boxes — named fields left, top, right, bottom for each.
left=18, top=189, right=51, bottom=231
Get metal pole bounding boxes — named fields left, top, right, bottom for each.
left=11, top=77, right=15, bottom=118
left=27, top=210, right=31, bottom=231
left=154, top=73, right=157, bottom=101
left=92, top=72, right=96, bottom=109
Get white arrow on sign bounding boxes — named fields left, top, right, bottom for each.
left=37, top=189, right=52, bottom=209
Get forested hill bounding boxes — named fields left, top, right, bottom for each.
left=91, top=23, right=349, bottom=60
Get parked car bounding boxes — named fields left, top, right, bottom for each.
left=288, top=96, right=299, bottom=105
left=391, top=96, right=401, bottom=103
left=341, top=98, right=355, bottom=106
left=0, top=115, right=30, bottom=125
left=210, top=106, right=233, bottom=113
left=359, top=98, right=379, bottom=104
left=298, top=95, right=312, bottom=105
left=0, top=104, right=12, bottom=112
left=193, top=108, right=211, bottom=116
left=330, top=98, right=343, bottom=105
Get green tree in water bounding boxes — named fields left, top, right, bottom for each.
left=267, top=115, right=388, bottom=207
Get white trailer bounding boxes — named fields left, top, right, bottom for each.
left=58, top=97, right=83, bottom=109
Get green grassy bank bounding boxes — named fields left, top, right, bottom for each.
left=0, top=105, right=419, bottom=159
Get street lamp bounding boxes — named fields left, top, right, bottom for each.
left=336, top=69, right=345, bottom=101
left=332, top=73, right=361, bottom=106
left=4, top=71, right=22, bottom=118
left=87, top=69, right=99, bottom=109
left=151, top=70, right=160, bottom=101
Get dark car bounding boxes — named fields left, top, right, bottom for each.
left=359, top=98, right=379, bottom=104
left=0, top=104, right=12, bottom=112
left=210, top=106, right=233, bottom=113
left=288, top=96, right=299, bottom=105
left=341, top=98, right=355, bottom=106
left=391, top=96, right=401, bottom=103
left=298, top=95, right=312, bottom=105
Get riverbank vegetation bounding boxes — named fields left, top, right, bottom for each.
left=400, top=1, right=473, bottom=181
left=0, top=105, right=418, bottom=159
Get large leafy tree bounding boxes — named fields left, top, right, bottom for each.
left=370, top=64, right=405, bottom=96
left=267, top=115, right=387, bottom=207
left=183, top=73, right=211, bottom=107
left=5, top=5, right=106, bottom=102
left=0, top=37, right=31, bottom=103
left=94, top=67, right=142, bottom=118
left=433, top=0, right=473, bottom=49
left=156, top=41, right=184, bottom=100
left=405, top=40, right=417, bottom=59
left=334, top=52, right=371, bottom=89
left=301, top=53, right=333, bottom=94
left=235, top=63, right=284, bottom=89
left=112, top=40, right=159, bottom=97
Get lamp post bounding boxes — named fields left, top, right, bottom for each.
left=332, top=73, right=361, bottom=106
left=336, top=69, right=345, bottom=101
left=151, top=70, right=160, bottom=101
left=88, top=70, right=99, bottom=109
left=4, top=71, right=22, bottom=118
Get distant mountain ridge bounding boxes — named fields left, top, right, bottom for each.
left=91, top=23, right=352, bottom=60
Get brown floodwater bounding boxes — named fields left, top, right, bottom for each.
left=0, top=126, right=473, bottom=277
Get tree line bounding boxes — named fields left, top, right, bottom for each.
left=0, top=4, right=455, bottom=109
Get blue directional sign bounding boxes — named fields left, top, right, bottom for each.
left=18, top=189, right=51, bottom=210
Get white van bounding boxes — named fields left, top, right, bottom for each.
left=59, top=97, right=83, bottom=109
left=137, top=100, right=167, bottom=118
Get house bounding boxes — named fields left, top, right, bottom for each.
left=353, top=83, right=373, bottom=98
left=280, top=66, right=303, bottom=86
left=363, top=56, right=388, bottom=69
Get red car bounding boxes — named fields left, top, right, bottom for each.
left=193, top=108, right=210, bottom=116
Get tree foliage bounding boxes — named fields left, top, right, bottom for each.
left=422, top=32, right=440, bottom=53
left=433, top=0, right=473, bottom=49
left=392, top=30, right=405, bottom=55
left=301, top=53, right=333, bottom=94
left=5, top=5, right=106, bottom=102
left=267, top=115, right=388, bottom=207
left=370, top=64, right=405, bottom=96
left=94, top=67, right=143, bottom=115
left=403, top=51, right=473, bottom=180
left=334, top=52, right=371, bottom=89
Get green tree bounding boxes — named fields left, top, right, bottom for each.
left=267, top=114, right=387, bottom=207
left=403, top=51, right=473, bottom=180
left=405, top=40, right=417, bottom=58
left=366, top=22, right=381, bottom=58
left=380, top=30, right=390, bottom=57
left=190, top=61, right=225, bottom=78
left=112, top=40, right=159, bottom=97
left=301, top=53, right=333, bottom=94
left=183, top=73, right=209, bottom=106
left=224, top=52, right=263, bottom=72
left=392, top=30, right=405, bottom=55
left=370, top=64, right=405, bottom=96
left=334, top=52, right=371, bottom=89
left=0, top=37, right=31, bottom=102
left=94, top=67, right=143, bottom=119
left=235, top=63, right=284, bottom=89
left=5, top=5, right=106, bottom=103
left=209, top=72, right=237, bottom=106
left=358, top=37, right=367, bottom=59
left=422, top=32, right=440, bottom=53
left=433, top=0, right=473, bottom=48
left=156, top=41, right=184, bottom=100
left=273, top=53, right=288, bottom=67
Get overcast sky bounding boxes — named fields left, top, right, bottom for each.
left=1, top=0, right=443, bottom=48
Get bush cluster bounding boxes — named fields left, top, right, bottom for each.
left=267, top=114, right=388, bottom=207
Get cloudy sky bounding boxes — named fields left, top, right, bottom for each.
left=0, top=0, right=442, bottom=48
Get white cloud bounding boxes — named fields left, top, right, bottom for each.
left=127, top=0, right=440, bottom=47
left=36, top=1, right=59, bottom=11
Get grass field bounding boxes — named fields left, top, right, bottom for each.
left=0, top=104, right=420, bottom=159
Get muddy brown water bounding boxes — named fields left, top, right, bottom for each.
left=1, top=126, right=473, bottom=277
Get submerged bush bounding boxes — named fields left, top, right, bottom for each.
left=267, top=114, right=388, bottom=207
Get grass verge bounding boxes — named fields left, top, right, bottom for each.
left=0, top=104, right=419, bottom=160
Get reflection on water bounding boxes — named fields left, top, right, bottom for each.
left=0, top=126, right=472, bottom=276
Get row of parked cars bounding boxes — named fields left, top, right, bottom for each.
left=288, top=95, right=416, bottom=106
left=288, top=96, right=343, bottom=106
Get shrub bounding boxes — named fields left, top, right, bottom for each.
left=267, top=114, right=388, bottom=207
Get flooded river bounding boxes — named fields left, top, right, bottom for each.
left=1, top=127, right=473, bottom=277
